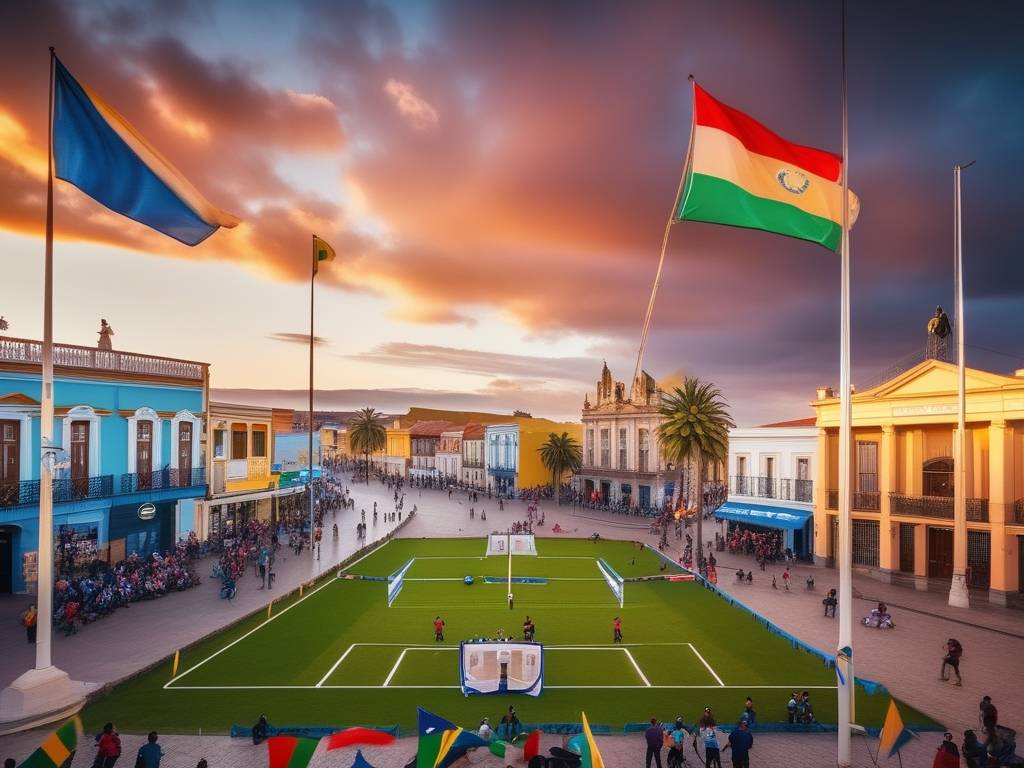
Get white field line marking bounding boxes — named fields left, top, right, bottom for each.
left=316, top=643, right=356, bottom=688
left=165, top=572, right=338, bottom=689
left=622, top=648, right=652, bottom=687
left=405, top=577, right=466, bottom=581
left=166, top=536, right=396, bottom=689
left=166, top=683, right=839, bottom=691
left=382, top=649, right=408, bottom=687
left=688, top=642, right=725, bottom=687
left=327, top=642, right=692, bottom=648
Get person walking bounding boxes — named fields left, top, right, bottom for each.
left=978, top=696, right=998, bottom=734
left=940, top=638, right=963, bottom=686
left=20, top=604, right=37, bottom=644
left=92, top=722, right=121, bottom=768
left=136, top=732, right=163, bottom=768
left=643, top=718, right=664, bottom=768
left=723, top=720, right=753, bottom=768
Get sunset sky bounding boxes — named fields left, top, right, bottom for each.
left=1, top=1, right=1022, bottom=425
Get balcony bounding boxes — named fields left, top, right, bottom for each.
left=826, top=489, right=881, bottom=512
left=890, top=493, right=989, bottom=522
left=0, top=335, right=205, bottom=382
left=1, top=468, right=204, bottom=509
left=120, top=467, right=207, bottom=494
left=731, top=475, right=813, bottom=503
left=1013, top=498, right=1024, bottom=524
left=248, top=456, right=270, bottom=479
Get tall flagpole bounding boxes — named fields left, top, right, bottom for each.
left=836, top=2, right=854, bottom=765
left=309, top=236, right=316, bottom=552
left=948, top=161, right=973, bottom=608
left=631, top=76, right=696, bottom=389
left=37, top=46, right=58, bottom=673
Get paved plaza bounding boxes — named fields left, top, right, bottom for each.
left=1, top=479, right=1020, bottom=766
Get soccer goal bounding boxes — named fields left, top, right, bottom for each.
left=459, top=641, right=544, bottom=696
left=596, top=558, right=624, bottom=608
left=386, top=558, right=415, bottom=607
left=486, top=533, right=537, bottom=556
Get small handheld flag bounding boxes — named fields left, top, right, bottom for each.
left=16, top=715, right=81, bottom=768
left=325, top=727, right=395, bottom=751
left=578, top=712, right=605, bottom=768
left=877, top=700, right=915, bottom=759
left=52, top=56, right=239, bottom=246
left=267, top=735, right=319, bottom=768
left=349, top=750, right=376, bottom=768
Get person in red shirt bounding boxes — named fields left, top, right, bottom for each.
left=613, top=616, right=622, bottom=643
left=94, top=722, right=122, bottom=768
left=434, top=616, right=445, bottom=642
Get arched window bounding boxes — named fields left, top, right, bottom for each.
left=923, top=457, right=954, bottom=497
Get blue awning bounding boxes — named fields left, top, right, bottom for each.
left=714, top=501, right=812, bottom=531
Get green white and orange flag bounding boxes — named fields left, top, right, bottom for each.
left=267, top=735, right=319, bottom=768
left=313, top=235, right=336, bottom=274
left=578, top=712, right=605, bottom=768
left=16, top=715, right=81, bottom=768
left=676, top=82, right=859, bottom=251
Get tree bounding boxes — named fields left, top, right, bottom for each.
left=657, top=377, right=734, bottom=569
left=538, top=432, right=582, bottom=506
left=348, top=407, right=386, bottom=484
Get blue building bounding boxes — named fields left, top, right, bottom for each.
left=0, top=336, right=208, bottom=594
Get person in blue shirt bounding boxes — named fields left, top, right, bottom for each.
left=667, top=718, right=689, bottom=768
left=723, top=720, right=753, bottom=768
left=136, top=731, right=163, bottom=768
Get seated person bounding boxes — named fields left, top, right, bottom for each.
left=251, top=713, right=269, bottom=745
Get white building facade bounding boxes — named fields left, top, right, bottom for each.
left=436, top=429, right=463, bottom=482
left=720, top=419, right=818, bottom=558
left=461, top=424, right=486, bottom=489
left=577, top=364, right=669, bottom=513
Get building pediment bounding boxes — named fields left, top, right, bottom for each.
left=863, top=359, right=1023, bottom=401
left=0, top=393, right=39, bottom=406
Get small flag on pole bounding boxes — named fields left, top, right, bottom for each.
left=877, top=700, right=914, bottom=759
left=313, top=235, right=336, bottom=274
left=676, top=82, right=859, bottom=251
left=52, top=56, right=239, bottom=246
left=16, top=715, right=82, bottom=768
left=578, top=712, right=605, bottom=768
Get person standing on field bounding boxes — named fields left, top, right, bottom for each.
left=434, top=616, right=445, bottom=642
left=613, top=616, right=623, bottom=643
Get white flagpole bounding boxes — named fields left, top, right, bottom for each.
left=837, top=1, right=854, bottom=765
left=948, top=161, right=973, bottom=608
left=309, top=236, right=316, bottom=554
left=37, top=46, right=58, bottom=673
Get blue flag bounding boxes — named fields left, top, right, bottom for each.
left=52, top=56, right=239, bottom=246
left=350, top=749, right=375, bottom=768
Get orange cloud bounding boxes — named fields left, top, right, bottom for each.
left=384, top=79, right=439, bottom=131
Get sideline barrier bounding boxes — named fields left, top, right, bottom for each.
left=643, top=545, right=922, bottom=709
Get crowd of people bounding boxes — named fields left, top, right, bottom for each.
left=725, top=526, right=787, bottom=565
left=49, top=536, right=202, bottom=635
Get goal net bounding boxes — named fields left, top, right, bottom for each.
left=596, top=558, right=624, bottom=608
left=387, top=558, right=415, bottom=607
left=486, top=533, right=537, bottom=556
left=459, top=641, right=544, bottom=696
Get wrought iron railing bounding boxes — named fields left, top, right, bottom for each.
left=0, top=335, right=205, bottom=381
left=890, top=493, right=989, bottom=522
left=827, top=489, right=881, bottom=512
left=1014, top=498, right=1024, bottom=524
left=0, top=467, right=206, bottom=509
left=731, top=475, right=813, bottom=503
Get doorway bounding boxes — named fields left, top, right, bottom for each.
left=70, top=420, right=90, bottom=496
left=927, top=527, right=954, bottom=579
left=1, top=420, right=20, bottom=506
left=178, top=422, right=192, bottom=486
left=137, top=421, right=153, bottom=489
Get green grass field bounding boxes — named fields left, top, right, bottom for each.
left=83, top=537, right=935, bottom=733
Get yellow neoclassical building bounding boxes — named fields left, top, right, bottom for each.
left=811, top=359, right=1024, bottom=607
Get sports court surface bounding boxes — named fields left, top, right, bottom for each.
left=84, top=537, right=932, bottom=732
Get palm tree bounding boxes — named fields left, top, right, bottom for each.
left=538, top=432, right=583, bottom=505
left=348, top=407, right=386, bottom=484
left=657, top=377, right=734, bottom=569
